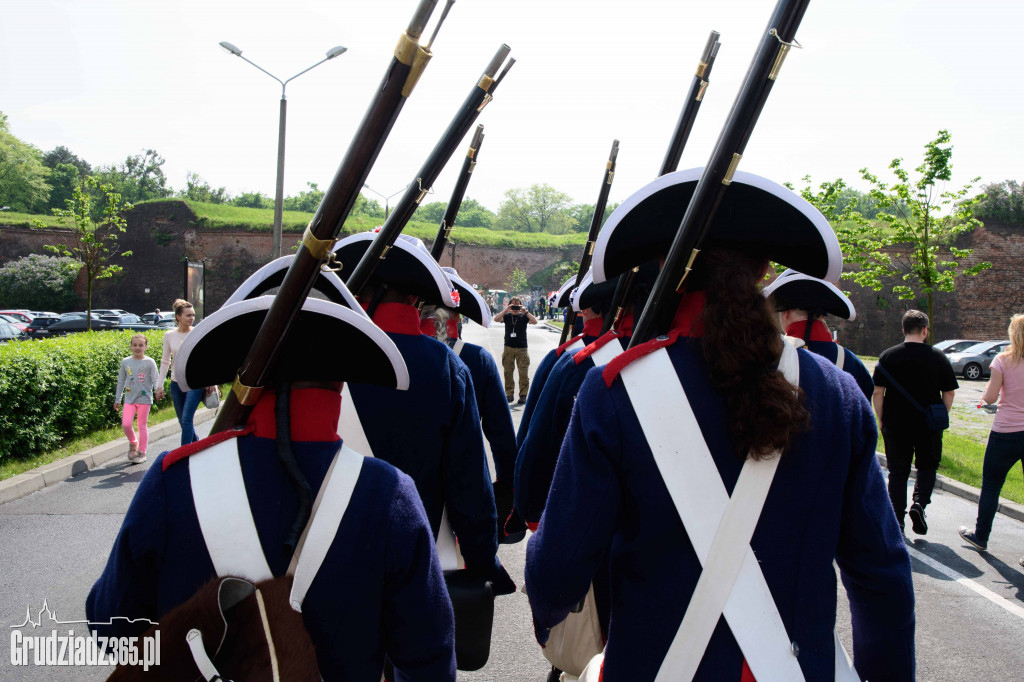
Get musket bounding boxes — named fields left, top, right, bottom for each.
left=602, top=30, right=722, bottom=334
left=211, top=0, right=447, bottom=434
left=344, top=46, right=515, bottom=297
left=559, top=139, right=619, bottom=345
left=429, top=123, right=485, bottom=261
left=628, top=0, right=810, bottom=347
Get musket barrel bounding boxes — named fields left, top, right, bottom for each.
left=629, top=0, right=811, bottom=347
left=430, top=124, right=485, bottom=261
left=211, top=0, right=443, bottom=434
left=345, top=47, right=514, bottom=297
left=560, top=139, right=620, bottom=345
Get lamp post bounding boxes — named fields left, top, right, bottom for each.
left=361, top=182, right=411, bottom=220
left=219, top=41, right=347, bottom=260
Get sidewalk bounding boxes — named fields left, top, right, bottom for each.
left=0, top=408, right=217, bottom=505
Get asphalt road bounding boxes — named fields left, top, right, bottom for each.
left=1, top=320, right=1022, bottom=680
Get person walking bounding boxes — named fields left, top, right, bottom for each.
left=959, top=314, right=1024, bottom=552
left=156, top=299, right=203, bottom=446
left=114, top=333, right=159, bottom=464
left=872, top=309, right=958, bottom=535
left=494, top=296, right=537, bottom=404
left=525, top=169, right=914, bottom=681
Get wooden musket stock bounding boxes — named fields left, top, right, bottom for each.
left=602, top=29, right=722, bottom=335
left=344, top=45, right=514, bottom=297
left=628, top=0, right=811, bottom=347
left=430, top=124, right=485, bottom=261
left=560, top=139, right=619, bottom=345
left=211, top=0, right=444, bottom=434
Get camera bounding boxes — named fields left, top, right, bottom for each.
left=510, top=305, right=522, bottom=311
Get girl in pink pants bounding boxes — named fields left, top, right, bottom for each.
left=114, top=335, right=160, bottom=464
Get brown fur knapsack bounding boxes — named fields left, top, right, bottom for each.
left=107, top=575, right=319, bottom=681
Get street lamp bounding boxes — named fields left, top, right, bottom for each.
left=362, top=182, right=411, bottom=220
left=219, top=41, right=348, bottom=259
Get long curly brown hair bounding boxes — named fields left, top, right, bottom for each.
left=697, top=250, right=810, bottom=460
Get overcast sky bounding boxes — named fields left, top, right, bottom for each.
left=3, top=0, right=1022, bottom=213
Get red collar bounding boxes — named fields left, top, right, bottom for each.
left=419, top=317, right=437, bottom=336
left=446, top=317, right=460, bottom=339
left=785, top=319, right=832, bottom=343
left=372, top=303, right=423, bottom=336
left=583, top=317, right=604, bottom=338
left=248, top=388, right=343, bottom=442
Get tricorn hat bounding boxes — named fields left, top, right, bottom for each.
left=569, top=262, right=660, bottom=313
left=762, top=269, right=856, bottom=320
left=440, top=267, right=490, bottom=327
left=223, top=255, right=363, bottom=312
left=554, top=274, right=578, bottom=308
left=592, top=168, right=842, bottom=285
left=173, top=296, right=410, bottom=393
left=331, top=232, right=458, bottom=307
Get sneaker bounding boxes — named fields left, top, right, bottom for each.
left=958, top=526, right=987, bottom=552
left=517, top=396, right=527, bottom=405
left=128, top=451, right=147, bottom=464
left=507, top=396, right=515, bottom=404
left=908, top=503, right=928, bottom=535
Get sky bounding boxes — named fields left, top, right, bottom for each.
left=2, top=0, right=1023, bottom=214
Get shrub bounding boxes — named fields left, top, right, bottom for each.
left=0, top=253, right=82, bottom=310
left=0, top=329, right=167, bottom=461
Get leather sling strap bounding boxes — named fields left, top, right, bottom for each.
left=452, top=339, right=465, bottom=356
left=835, top=344, right=845, bottom=370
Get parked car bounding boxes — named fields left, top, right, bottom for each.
left=933, top=339, right=982, bottom=355
left=0, top=314, right=29, bottom=332
left=0, top=321, right=27, bottom=343
left=0, top=310, right=33, bottom=324
left=947, top=340, right=1010, bottom=380
left=23, top=315, right=61, bottom=336
left=26, top=316, right=118, bottom=339
left=141, top=311, right=176, bottom=325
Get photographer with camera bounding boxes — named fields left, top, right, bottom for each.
left=494, top=297, right=538, bottom=404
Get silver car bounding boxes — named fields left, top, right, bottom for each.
left=947, top=340, right=1010, bottom=380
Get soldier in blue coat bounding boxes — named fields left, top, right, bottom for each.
left=526, top=169, right=914, bottom=681
left=764, top=269, right=874, bottom=399
left=87, top=286, right=457, bottom=681
left=332, top=233, right=514, bottom=593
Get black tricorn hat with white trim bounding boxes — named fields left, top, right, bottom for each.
left=592, top=168, right=842, bottom=285
left=762, top=269, right=856, bottom=320
left=554, top=274, right=578, bottom=308
left=332, top=232, right=458, bottom=307
left=440, top=267, right=490, bottom=327
left=223, top=255, right=363, bottom=312
left=173, top=296, right=410, bottom=393
left=570, top=262, right=660, bottom=313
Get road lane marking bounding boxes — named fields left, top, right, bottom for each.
left=905, top=544, right=1024, bottom=621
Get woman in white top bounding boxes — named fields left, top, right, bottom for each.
left=157, top=299, right=203, bottom=446
left=960, top=313, right=1024, bottom=554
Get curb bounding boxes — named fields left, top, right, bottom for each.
left=876, top=452, right=1024, bottom=524
left=0, top=408, right=217, bottom=506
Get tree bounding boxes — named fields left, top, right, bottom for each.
left=0, top=111, right=51, bottom=213
left=567, top=201, right=620, bottom=233
left=504, top=266, right=528, bottom=295
left=974, top=180, right=1024, bottom=226
left=42, top=145, right=91, bottom=176
left=92, top=149, right=172, bottom=204
left=858, top=130, right=991, bottom=340
left=42, top=177, right=133, bottom=328
left=414, top=200, right=449, bottom=224
left=282, top=182, right=325, bottom=213
left=46, top=162, right=81, bottom=211
left=353, top=193, right=384, bottom=218
left=0, top=254, right=82, bottom=311
left=232, top=191, right=273, bottom=209
left=494, top=184, right=576, bottom=234
left=180, top=172, right=230, bottom=204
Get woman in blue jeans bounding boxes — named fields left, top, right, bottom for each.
left=155, top=299, right=203, bottom=446
left=960, top=314, right=1024, bottom=558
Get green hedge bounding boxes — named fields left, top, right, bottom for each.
left=0, top=329, right=168, bottom=461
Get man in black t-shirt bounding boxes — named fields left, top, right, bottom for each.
left=494, top=297, right=538, bottom=404
left=872, top=310, right=958, bottom=535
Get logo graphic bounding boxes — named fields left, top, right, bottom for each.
left=10, top=600, right=161, bottom=670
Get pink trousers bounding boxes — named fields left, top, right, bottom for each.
left=122, top=404, right=152, bottom=453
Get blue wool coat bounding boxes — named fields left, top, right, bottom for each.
left=451, top=340, right=516, bottom=484
left=805, top=339, right=875, bottom=399
left=87, top=388, right=456, bottom=681
left=348, top=303, right=500, bottom=576
left=516, top=319, right=604, bottom=450
left=525, top=337, right=915, bottom=682
left=515, top=333, right=627, bottom=525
